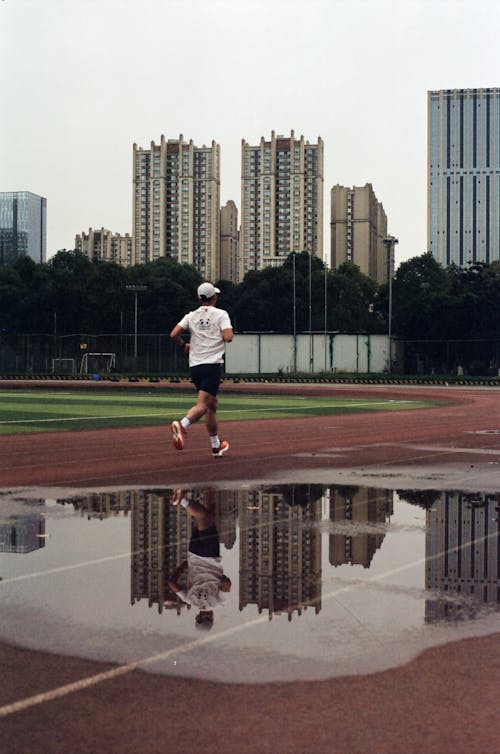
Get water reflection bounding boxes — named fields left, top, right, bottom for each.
left=0, top=501, right=46, bottom=554
left=398, top=489, right=500, bottom=622
left=0, top=484, right=499, bottom=683
left=48, top=484, right=500, bottom=625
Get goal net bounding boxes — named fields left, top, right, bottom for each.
left=80, top=353, right=116, bottom=374
left=52, top=358, right=77, bottom=374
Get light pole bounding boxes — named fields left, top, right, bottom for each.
left=383, top=236, right=398, bottom=372
left=292, top=253, right=297, bottom=372
left=126, top=284, right=147, bottom=369
left=308, top=251, right=313, bottom=372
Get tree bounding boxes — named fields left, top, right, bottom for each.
left=384, top=253, right=450, bottom=339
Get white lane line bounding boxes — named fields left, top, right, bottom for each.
left=0, top=530, right=496, bottom=719
left=0, top=401, right=416, bottom=426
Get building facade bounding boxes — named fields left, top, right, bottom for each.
left=330, top=183, right=388, bottom=284
left=239, top=130, right=324, bottom=281
left=0, top=191, right=46, bottom=265
left=220, top=200, right=239, bottom=282
left=132, top=134, right=221, bottom=280
left=75, top=227, right=133, bottom=266
left=428, top=88, right=499, bottom=267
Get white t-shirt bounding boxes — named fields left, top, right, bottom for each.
left=177, top=305, right=232, bottom=367
left=177, top=552, right=226, bottom=609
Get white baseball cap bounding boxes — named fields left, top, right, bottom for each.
left=197, top=282, right=220, bottom=298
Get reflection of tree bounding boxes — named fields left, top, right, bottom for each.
left=397, top=489, right=441, bottom=509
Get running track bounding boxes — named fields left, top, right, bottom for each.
left=2, top=382, right=500, bottom=489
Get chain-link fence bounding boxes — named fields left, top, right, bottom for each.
left=1, top=333, right=499, bottom=376
left=0, top=333, right=188, bottom=374
left=395, top=338, right=500, bottom=376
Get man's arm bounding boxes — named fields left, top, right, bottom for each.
left=168, top=560, right=188, bottom=593
left=222, top=327, right=233, bottom=343
left=170, top=324, right=189, bottom=353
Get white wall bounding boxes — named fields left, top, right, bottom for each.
left=225, top=334, right=390, bottom=374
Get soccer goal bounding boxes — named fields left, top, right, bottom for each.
left=79, top=353, right=116, bottom=374
left=52, top=358, right=77, bottom=374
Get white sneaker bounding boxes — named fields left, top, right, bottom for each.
left=212, top=440, right=229, bottom=457
left=171, top=421, right=186, bottom=450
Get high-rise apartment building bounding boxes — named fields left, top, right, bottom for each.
left=132, top=134, right=221, bottom=280
left=0, top=191, right=46, bottom=265
left=75, top=227, right=133, bottom=266
left=330, top=183, right=388, bottom=284
left=220, top=200, right=239, bottom=282
left=428, top=88, right=499, bottom=266
left=240, top=130, right=324, bottom=281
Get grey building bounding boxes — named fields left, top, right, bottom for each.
left=0, top=191, right=47, bottom=265
left=427, top=88, right=499, bottom=266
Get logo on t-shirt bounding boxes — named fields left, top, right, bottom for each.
left=198, top=314, right=212, bottom=330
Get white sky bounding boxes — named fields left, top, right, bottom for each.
left=1, top=0, right=498, bottom=268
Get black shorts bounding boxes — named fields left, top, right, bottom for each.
left=189, top=524, right=220, bottom=558
left=190, top=363, right=222, bottom=397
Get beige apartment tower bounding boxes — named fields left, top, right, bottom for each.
left=240, top=130, right=324, bottom=281
left=132, top=134, right=221, bottom=280
left=220, top=200, right=239, bottom=283
left=330, top=183, right=388, bottom=284
left=75, top=228, right=133, bottom=266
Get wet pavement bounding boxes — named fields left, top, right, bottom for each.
left=1, top=482, right=499, bottom=685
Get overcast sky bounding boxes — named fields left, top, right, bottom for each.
left=1, top=0, right=498, bottom=269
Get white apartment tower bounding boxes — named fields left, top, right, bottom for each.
left=133, top=135, right=221, bottom=280
left=240, top=130, right=324, bottom=281
left=330, top=184, right=388, bottom=284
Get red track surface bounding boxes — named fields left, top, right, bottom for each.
left=1, top=381, right=499, bottom=753
left=1, top=382, right=500, bottom=489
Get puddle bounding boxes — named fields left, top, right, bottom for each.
left=0, top=484, right=499, bottom=683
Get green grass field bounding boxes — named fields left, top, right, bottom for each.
left=0, top=387, right=439, bottom=435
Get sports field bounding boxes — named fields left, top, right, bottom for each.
left=0, top=387, right=437, bottom=434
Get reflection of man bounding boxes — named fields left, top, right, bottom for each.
left=167, top=489, right=231, bottom=628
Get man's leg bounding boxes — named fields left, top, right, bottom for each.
left=172, top=390, right=214, bottom=450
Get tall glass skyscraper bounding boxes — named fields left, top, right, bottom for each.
left=427, top=88, right=499, bottom=267
left=0, top=191, right=47, bottom=265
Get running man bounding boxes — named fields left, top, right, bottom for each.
left=170, top=282, right=233, bottom=457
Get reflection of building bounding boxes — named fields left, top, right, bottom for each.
left=428, top=88, right=500, bottom=267
left=59, top=491, right=133, bottom=519
left=238, top=489, right=322, bottom=620
left=75, top=227, right=133, bottom=266
left=329, top=487, right=393, bottom=568
left=240, top=130, right=324, bottom=280
left=0, top=514, right=45, bottom=553
left=425, top=493, right=500, bottom=622
left=216, top=490, right=239, bottom=550
left=130, top=491, right=191, bottom=614
left=0, top=191, right=46, bottom=265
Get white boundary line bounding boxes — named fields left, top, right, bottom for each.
left=0, top=400, right=415, bottom=426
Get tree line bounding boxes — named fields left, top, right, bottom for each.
left=1, top=249, right=499, bottom=341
